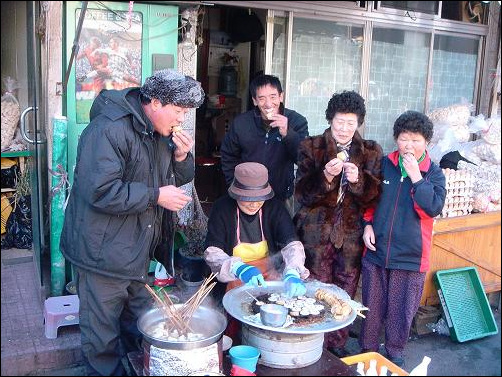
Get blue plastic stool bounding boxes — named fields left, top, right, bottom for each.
left=43, top=295, right=79, bottom=339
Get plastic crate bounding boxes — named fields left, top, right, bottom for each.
left=435, top=267, right=498, bottom=342
left=342, top=352, right=409, bottom=376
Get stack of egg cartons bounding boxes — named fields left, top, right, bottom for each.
left=440, top=168, right=474, bottom=218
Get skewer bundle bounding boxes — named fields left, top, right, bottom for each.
left=146, top=272, right=218, bottom=336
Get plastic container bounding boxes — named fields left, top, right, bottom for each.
left=435, top=267, right=498, bottom=342
left=229, top=345, right=260, bottom=373
left=342, top=352, right=409, bottom=376
left=409, top=356, right=431, bottom=376
left=230, top=364, right=256, bottom=376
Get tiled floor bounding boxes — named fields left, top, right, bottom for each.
left=1, top=249, right=83, bottom=376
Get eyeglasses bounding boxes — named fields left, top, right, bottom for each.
left=332, top=117, right=358, bottom=129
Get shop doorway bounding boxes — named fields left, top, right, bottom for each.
left=194, top=5, right=267, bottom=207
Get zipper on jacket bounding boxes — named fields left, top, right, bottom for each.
left=144, top=136, right=159, bottom=225
left=385, top=179, right=403, bottom=267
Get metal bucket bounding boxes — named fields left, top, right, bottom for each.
left=138, top=306, right=227, bottom=376
left=242, top=324, right=324, bottom=369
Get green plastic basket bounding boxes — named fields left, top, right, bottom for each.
left=435, top=267, right=498, bottom=342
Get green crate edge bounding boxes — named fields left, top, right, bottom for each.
left=434, top=266, right=498, bottom=342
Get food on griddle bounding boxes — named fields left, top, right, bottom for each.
left=251, top=293, right=326, bottom=325
left=315, top=288, right=352, bottom=320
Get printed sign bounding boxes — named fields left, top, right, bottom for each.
left=74, top=8, right=143, bottom=123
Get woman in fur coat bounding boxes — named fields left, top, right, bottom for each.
left=294, top=91, right=382, bottom=357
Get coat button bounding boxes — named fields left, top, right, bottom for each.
left=148, top=224, right=152, bottom=228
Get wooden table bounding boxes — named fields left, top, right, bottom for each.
left=128, top=348, right=356, bottom=376
left=421, top=211, right=501, bottom=306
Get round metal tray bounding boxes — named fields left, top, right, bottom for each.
left=222, top=281, right=357, bottom=334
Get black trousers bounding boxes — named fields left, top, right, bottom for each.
left=75, top=268, right=153, bottom=376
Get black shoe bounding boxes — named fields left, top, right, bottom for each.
left=388, top=355, right=404, bottom=367
left=348, top=329, right=359, bottom=338
left=327, top=346, right=350, bottom=358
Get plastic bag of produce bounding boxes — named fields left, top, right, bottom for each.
left=1, top=77, right=21, bottom=151
left=1, top=195, right=32, bottom=249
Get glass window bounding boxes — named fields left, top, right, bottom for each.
left=273, top=17, right=363, bottom=137
left=379, top=1, right=439, bottom=15
left=365, top=27, right=431, bottom=154
left=441, top=1, right=488, bottom=24
left=428, top=35, right=479, bottom=110
left=270, top=16, right=288, bottom=84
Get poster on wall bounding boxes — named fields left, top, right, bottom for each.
left=75, top=8, right=143, bottom=124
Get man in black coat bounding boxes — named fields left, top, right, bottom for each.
left=220, top=74, right=308, bottom=214
left=60, top=69, right=204, bottom=376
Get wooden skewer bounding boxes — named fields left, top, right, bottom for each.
left=145, top=285, right=187, bottom=333
left=356, top=311, right=366, bottom=319
left=144, top=272, right=219, bottom=337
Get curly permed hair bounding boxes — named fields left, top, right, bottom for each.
left=393, top=110, right=434, bottom=142
left=325, top=90, right=366, bottom=125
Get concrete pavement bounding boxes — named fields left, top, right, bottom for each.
left=1, top=248, right=500, bottom=376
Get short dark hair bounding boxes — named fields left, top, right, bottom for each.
left=250, top=75, right=283, bottom=99
left=393, top=110, right=434, bottom=142
left=325, top=90, right=366, bottom=126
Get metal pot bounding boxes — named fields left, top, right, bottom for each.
left=138, top=305, right=227, bottom=350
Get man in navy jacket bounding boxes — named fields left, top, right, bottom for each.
left=221, top=75, right=308, bottom=213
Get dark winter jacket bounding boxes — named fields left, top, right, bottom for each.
left=60, top=88, right=194, bottom=281
left=294, top=129, right=382, bottom=270
left=220, top=107, right=308, bottom=201
left=362, top=151, right=446, bottom=272
left=205, top=195, right=298, bottom=270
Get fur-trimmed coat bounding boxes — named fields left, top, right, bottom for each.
left=293, top=129, right=382, bottom=271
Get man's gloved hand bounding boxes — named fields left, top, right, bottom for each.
left=283, top=269, right=306, bottom=297
left=232, top=261, right=267, bottom=287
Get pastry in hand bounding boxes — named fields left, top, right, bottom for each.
left=265, top=109, right=275, bottom=120
left=172, top=125, right=182, bottom=133
left=337, top=150, right=349, bottom=162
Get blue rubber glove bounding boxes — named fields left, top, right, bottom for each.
left=283, top=269, right=306, bottom=297
left=232, top=261, right=267, bottom=287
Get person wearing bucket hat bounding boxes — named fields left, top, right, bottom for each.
left=205, top=162, right=309, bottom=342
left=204, top=162, right=310, bottom=293
left=60, top=69, right=204, bottom=376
